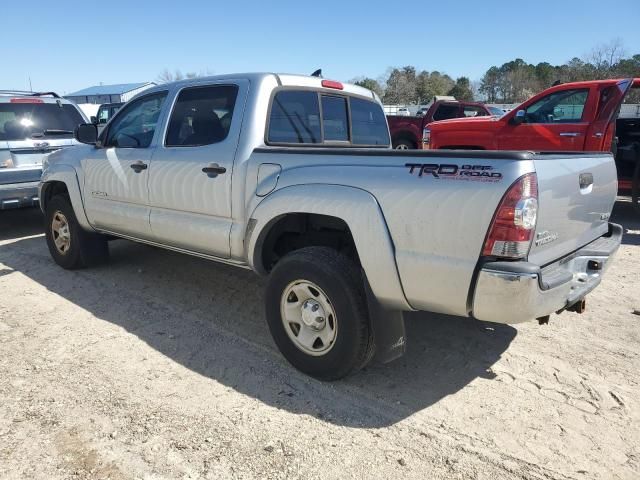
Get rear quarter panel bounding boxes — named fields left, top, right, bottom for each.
left=247, top=150, right=533, bottom=316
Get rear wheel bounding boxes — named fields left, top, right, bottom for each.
left=265, top=247, right=374, bottom=380
left=45, top=195, right=109, bottom=269
left=393, top=138, right=415, bottom=150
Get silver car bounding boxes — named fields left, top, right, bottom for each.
left=0, top=91, right=86, bottom=210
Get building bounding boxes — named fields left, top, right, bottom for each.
left=65, top=82, right=156, bottom=105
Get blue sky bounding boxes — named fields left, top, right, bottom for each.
left=4, top=0, right=639, bottom=94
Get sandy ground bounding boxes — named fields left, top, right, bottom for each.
left=0, top=202, right=638, bottom=480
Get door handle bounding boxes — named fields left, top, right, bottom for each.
left=579, top=172, right=593, bottom=190
left=559, top=132, right=581, bottom=137
left=202, top=163, right=227, bottom=178
left=130, top=161, right=148, bottom=172
left=594, top=132, right=603, bottom=137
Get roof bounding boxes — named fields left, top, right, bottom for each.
left=66, top=82, right=155, bottom=97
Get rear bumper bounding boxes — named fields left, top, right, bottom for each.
left=0, top=181, right=40, bottom=210
left=472, top=223, right=622, bottom=324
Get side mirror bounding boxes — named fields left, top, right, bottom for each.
left=90, top=116, right=97, bottom=124
left=75, top=123, right=98, bottom=145
left=510, top=109, right=526, bottom=125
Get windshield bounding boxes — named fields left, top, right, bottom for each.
left=488, top=106, right=505, bottom=116
left=0, top=102, right=85, bottom=141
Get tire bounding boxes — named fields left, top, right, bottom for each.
left=393, top=138, right=415, bottom=150
left=265, top=247, right=374, bottom=380
left=44, top=195, right=109, bottom=269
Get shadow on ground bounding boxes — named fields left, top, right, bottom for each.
left=612, top=200, right=640, bottom=246
left=1, top=201, right=638, bottom=426
left=0, top=208, right=520, bottom=427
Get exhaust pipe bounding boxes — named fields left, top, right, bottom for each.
left=567, top=298, right=587, bottom=314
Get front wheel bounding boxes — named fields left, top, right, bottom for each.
left=45, top=195, right=109, bottom=269
left=265, top=247, right=374, bottom=380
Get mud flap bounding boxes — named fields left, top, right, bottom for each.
left=364, top=281, right=406, bottom=364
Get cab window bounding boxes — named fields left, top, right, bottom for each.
left=524, top=89, right=588, bottom=124
left=463, top=105, right=489, bottom=117
left=105, top=92, right=167, bottom=148
left=350, top=97, right=389, bottom=146
left=432, top=103, right=460, bottom=121
left=165, top=85, right=239, bottom=147
left=321, top=95, right=349, bottom=142
left=268, top=90, right=389, bottom=146
left=268, top=91, right=321, bottom=144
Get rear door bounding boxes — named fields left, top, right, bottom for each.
left=148, top=81, right=247, bottom=258
left=584, top=79, right=633, bottom=151
left=497, top=88, right=591, bottom=150
left=83, top=91, right=168, bottom=239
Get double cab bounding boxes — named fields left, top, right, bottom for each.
left=39, top=73, right=621, bottom=379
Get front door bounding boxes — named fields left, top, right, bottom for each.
left=83, top=91, right=168, bottom=239
left=148, top=81, right=247, bottom=258
left=498, top=88, right=590, bottom=151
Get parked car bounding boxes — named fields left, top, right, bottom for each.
left=425, top=78, right=640, bottom=207
left=91, top=102, right=124, bottom=133
left=395, top=107, right=411, bottom=116
left=387, top=100, right=492, bottom=149
left=40, top=73, right=621, bottom=380
left=0, top=91, right=87, bottom=210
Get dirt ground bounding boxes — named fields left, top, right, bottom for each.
left=0, top=202, right=638, bottom=480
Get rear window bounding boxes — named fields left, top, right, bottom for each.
left=267, top=89, right=389, bottom=146
left=321, top=96, right=349, bottom=142
left=0, top=102, right=84, bottom=141
left=350, top=97, right=389, bottom=145
left=432, top=103, right=460, bottom=121
left=268, top=91, right=321, bottom=144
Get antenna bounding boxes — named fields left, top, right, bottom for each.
left=29, top=77, right=33, bottom=92
left=311, top=69, right=323, bottom=78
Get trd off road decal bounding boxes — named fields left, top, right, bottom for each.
left=406, top=163, right=502, bottom=182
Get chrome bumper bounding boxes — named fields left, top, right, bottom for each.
left=472, top=223, right=622, bottom=324
left=0, top=181, right=40, bottom=209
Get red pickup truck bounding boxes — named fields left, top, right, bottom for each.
left=425, top=78, right=640, bottom=205
left=387, top=100, right=496, bottom=149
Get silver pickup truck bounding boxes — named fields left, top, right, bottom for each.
left=39, top=73, right=622, bottom=380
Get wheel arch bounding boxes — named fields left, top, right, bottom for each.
left=40, top=165, right=94, bottom=231
left=246, top=184, right=411, bottom=311
left=392, top=131, right=418, bottom=149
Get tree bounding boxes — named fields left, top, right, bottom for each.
left=479, top=66, right=501, bottom=102
left=382, top=66, right=417, bottom=104
left=447, top=77, right=474, bottom=101
left=156, top=69, right=209, bottom=83
left=350, top=77, right=384, bottom=97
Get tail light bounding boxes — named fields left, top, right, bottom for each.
left=482, top=173, right=538, bottom=258
left=422, top=128, right=431, bottom=149
left=10, top=98, right=44, bottom=104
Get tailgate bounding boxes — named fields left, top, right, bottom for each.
left=528, top=152, right=617, bottom=266
left=5, top=139, right=72, bottom=168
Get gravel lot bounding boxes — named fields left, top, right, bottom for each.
left=0, top=202, right=638, bottom=480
